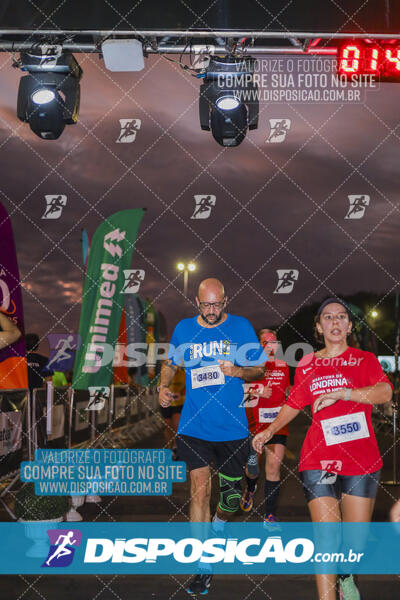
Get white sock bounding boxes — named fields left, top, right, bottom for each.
left=211, top=513, right=227, bottom=532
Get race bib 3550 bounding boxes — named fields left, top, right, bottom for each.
left=321, top=411, right=370, bottom=446
left=258, top=406, right=282, bottom=423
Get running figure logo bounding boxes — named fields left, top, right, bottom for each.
left=116, top=119, right=142, bottom=143
left=46, top=334, right=79, bottom=371
left=320, top=460, right=342, bottom=472
left=42, top=529, right=82, bottom=568
left=87, top=386, right=110, bottom=411
left=345, top=195, right=370, bottom=219
left=317, top=460, right=342, bottom=484
left=191, top=195, right=216, bottom=219
left=317, top=471, right=338, bottom=485
left=42, top=195, right=67, bottom=220
left=121, top=269, right=145, bottom=293
left=240, top=383, right=264, bottom=408
left=274, top=269, right=299, bottom=294
left=266, top=119, right=291, bottom=143
left=191, top=45, right=215, bottom=69
left=37, top=44, right=62, bottom=68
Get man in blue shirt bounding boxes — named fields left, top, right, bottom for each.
left=158, top=278, right=265, bottom=595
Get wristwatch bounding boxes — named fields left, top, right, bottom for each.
left=344, top=388, right=352, bottom=401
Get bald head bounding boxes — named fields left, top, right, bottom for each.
left=197, top=278, right=225, bottom=301
left=196, top=279, right=227, bottom=325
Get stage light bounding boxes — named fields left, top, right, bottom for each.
left=177, top=263, right=185, bottom=271
left=210, top=102, right=247, bottom=147
left=31, top=89, right=56, bottom=105
left=199, top=55, right=259, bottom=147
left=187, top=263, right=196, bottom=272
left=16, top=48, right=82, bottom=140
left=215, top=96, right=240, bottom=110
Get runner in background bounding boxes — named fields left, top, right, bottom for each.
left=253, top=298, right=393, bottom=600
left=241, top=328, right=290, bottom=528
left=25, top=333, right=52, bottom=394
left=52, top=371, right=68, bottom=387
left=160, top=367, right=185, bottom=460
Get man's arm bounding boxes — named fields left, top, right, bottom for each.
left=240, top=365, right=265, bottom=382
left=159, top=359, right=178, bottom=388
left=0, top=312, right=21, bottom=350
left=218, top=361, right=265, bottom=382
left=158, top=359, right=179, bottom=408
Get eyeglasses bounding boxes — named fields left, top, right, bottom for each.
left=199, top=300, right=225, bottom=310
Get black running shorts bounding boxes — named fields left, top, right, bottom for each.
left=160, top=404, right=183, bottom=419
left=176, top=434, right=250, bottom=477
left=266, top=434, right=287, bottom=447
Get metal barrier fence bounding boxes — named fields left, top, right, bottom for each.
left=0, top=384, right=163, bottom=519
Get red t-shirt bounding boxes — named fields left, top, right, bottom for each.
left=246, top=360, right=290, bottom=436
left=286, top=347, right=392, bottom=475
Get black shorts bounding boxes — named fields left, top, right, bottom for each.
left=300, top=469, right=381, bottom=503
left=160, top=404, right=183, bottom=419
left=266, top=434, right=287, bottom=447
left=246, top=436, right=287, bottom=476
left=176, top=434, right=250, bottom=477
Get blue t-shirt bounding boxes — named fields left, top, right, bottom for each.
left=167, top=313, right=265, bottom=441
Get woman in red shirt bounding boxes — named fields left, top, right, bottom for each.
left=241, top=329, right=290, bottom=527
left=253, top=298, right=392, bottom=600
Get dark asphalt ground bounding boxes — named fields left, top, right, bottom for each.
left=1, top=410, right=399, bottom=599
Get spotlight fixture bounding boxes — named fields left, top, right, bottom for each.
left=199, top=55, right=259, bottom=147
left=215, top=96, right=241, bottom=111
left=31, top=89, right=56, bottom=105
left=17, top=47, right=82, bottom=140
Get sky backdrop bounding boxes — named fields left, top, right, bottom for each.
left=0, top=52, right=399, bottom=350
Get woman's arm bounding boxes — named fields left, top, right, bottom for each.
left=349, top=382, right=392, bottom=405
left=253, top=404, right=300, bottom=452
left=0, top=312, right=21, bottom=350
left=313, top=382, right=392, bottom=413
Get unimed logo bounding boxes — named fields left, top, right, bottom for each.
left=83, top=536, right=314, bottom=565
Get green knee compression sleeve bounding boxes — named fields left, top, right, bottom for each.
left=218, top=472, right=242, bottom=513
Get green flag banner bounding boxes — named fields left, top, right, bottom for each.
left=72, top=209, right=145, bottom=390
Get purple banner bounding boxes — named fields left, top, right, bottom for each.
left=0, top=202, right=28, bottom=389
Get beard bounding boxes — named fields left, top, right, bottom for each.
left=200, top=310, right=224, bottom=325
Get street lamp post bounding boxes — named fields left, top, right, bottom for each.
left=176, top=262, right=196, bottom=297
